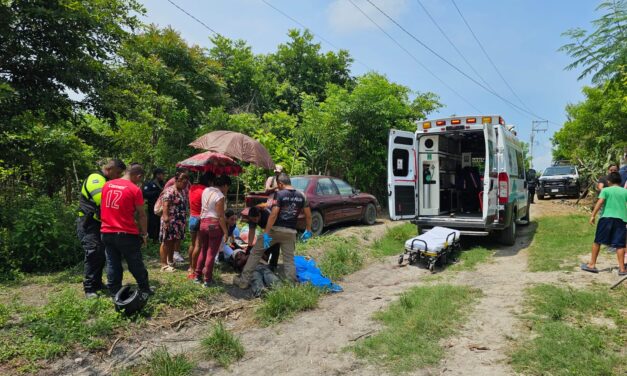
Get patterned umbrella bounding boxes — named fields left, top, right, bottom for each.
left=189, top=131, right=275, bottom=170
left=176, top=151, right=243, bottom=176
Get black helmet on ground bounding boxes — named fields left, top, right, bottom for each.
left=113, top=285, right=149, bottom=315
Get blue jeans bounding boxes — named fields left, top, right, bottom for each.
left=102, top=233, right=150, bottom=295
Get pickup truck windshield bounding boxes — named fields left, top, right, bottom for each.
left=543, top=166, right=575, bottom=176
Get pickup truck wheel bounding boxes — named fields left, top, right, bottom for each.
left=311, top=211, right=324, bottom=236
left=362, top=203, right=377, bottom=225
left=498, top=219, right=516, bottom=246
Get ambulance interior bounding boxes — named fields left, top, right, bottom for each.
left=418, top=130, right=486, bottom=218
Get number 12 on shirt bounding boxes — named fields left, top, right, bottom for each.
left=105, top=190, right=122, bottom=209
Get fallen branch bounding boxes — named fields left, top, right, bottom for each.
left=349, top=330, right=376, bottom=342
left=107, top=337, right=122, bottom=356
left=610, top=274, right=627, bottom=290
left=170, top=303, right=253, bottom=330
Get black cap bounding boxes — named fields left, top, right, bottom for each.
left=153, top=167, right=165, bottom=175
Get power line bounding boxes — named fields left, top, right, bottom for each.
left=450, top=0, right=536, bottom=117
left=365, top=0, right=548, bottom=121
left=261, top=0, right=373, bottom=71
left=415, top=0, right=495, bottom=93
left=166, top=0, right=223, bottom=37
left=348, top=0, right=482, bottom=113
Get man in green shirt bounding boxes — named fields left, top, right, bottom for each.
left=77, top=159, right=126, bottom=298
left=582, top=172, right=627, bottom=276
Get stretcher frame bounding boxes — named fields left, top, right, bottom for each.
left=398, top=230, right=461, bottom=272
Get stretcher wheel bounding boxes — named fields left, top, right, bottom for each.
left=428, top=260, right=435, bottom=272
left=398, top=254, right=404, bottom=265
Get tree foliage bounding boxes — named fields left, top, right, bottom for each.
left=0, top=2, right=442, bottom=275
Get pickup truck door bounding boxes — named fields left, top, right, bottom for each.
left=483, top=124, right=498, bottom=225
left=387, top=129, right=418, bottom=220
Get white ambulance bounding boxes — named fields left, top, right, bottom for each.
left=387, top=115, right=529, bottom=245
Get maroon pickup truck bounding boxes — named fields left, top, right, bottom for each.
left=242, top=175, right=380, bottom=235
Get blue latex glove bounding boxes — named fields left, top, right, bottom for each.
left=263, top=233, right=272, bottom=249
left=301, top=230, right=313, bottom=242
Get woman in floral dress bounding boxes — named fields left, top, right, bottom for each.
left=159, top=170, right=190, bottom=271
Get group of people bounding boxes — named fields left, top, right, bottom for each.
left=582, top=161, right=627, bottom=276
left=77, top=160, right=313, bottom=301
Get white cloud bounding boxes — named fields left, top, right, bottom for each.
left=327, top=0, right=409, bottom=33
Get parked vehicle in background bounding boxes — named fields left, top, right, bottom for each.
left=536, top=165, right=580, bottom=199
left=242, top=175, right=380, bottom=235
left=387, top=115, right=529, bottom=246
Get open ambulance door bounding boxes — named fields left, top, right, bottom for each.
left=388, top=129, right=418, bottom=220
left=482, top=124, right=498, bottom=225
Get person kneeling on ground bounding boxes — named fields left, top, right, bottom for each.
left=581, top=172, right=627, bottom=276
left=246, top=206, right=281, bottom=271
left=233, top=173, right=313, bottom=289
left=101, top=164, right=152, bottom=297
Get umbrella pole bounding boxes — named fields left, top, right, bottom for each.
left=235, top=175, right=240, bottom=210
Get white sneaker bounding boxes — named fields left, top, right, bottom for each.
left=173, top=251, right=185, bottom=263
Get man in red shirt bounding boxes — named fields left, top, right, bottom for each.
left=101, top=164, right=151, bottom=296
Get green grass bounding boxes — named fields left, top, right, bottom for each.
left=319, top=239, right=364, bottom=281
left=352, top=284, right=482, bottom=373
left=449, top=247, right=494, bottom=271
left=371, top=223, right=416, bottom=257
left=527, top=215, right=594, bottom=271
left=0, top=288, right=125, bottom=371
left=0, top=303, right=8, bottom=327
left=511, top=284, right=626, bottom=376
left=130, top=347, right=195, bottom=376
left=145, top=271, right=223, bottom=316
left=256, top=283, right=321, bottom=326
left=200, top=321, right=245, bottom=367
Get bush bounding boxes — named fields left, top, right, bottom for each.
left=7, top=196, right=81, bottom=272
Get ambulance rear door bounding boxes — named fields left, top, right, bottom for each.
left=387, top=129, right=418, bottom=220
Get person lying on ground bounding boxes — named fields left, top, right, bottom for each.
left=246, top=206, right=281, bottom=271
left=234, top=172, right=313, bottom=289
left=582, top=172, right=627, bottom=276
left=251, top=263, right=280, bottom=298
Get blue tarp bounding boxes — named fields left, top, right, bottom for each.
left=294, top=255, right=343, bottom=293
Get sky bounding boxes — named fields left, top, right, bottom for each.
left=140, top=0, right=598, bottom=171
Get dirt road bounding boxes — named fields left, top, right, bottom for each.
left=57, top=200, right=611, bottom=375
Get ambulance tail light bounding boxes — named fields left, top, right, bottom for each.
left=499, top=117, right=505, bottom=125
left=423, top=121, right=431, bottom=129
left=498, top=172, right=509, bottom=205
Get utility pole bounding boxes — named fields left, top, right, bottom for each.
left=529, top=120, right=548, bottom=168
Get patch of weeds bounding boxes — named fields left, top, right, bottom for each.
left=0, top=288, right=125, bottom=370
left=256, top=283, right=321, bottom=326
left=132, top=347, right=195, bottom=376
left=297, top=234, right=347, bottom=256
left=0, top=303, right=8, bottom=327
left=449, top=247, right=493, bottom=271
left=371, top=223, right=415, bottom=258
left=352, top=284, right=482, bottom=372
left=145, top=272, right=223, bottom=316
left=527, top=215, right=593, bottom=271
left=319, top=241, right=364, bottom=281
left=511, top=284, right=626, bottom=376
left=200, top=321, right=244, bottom=367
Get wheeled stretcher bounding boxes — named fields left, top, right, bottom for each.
left=399, top=226, right=461, bottom=272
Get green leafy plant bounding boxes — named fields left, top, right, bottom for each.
left=319, top=241, right=364, bottom=281
left=201, top=321, right=245, bottom=367
left=135, top=347, right=195, bottom=376
left=256, top=283, right=320, bottom=325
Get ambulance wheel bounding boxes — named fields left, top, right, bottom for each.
left=311, top=211, right=324, bottom=236
left=498, top=219, right=517, bottom=246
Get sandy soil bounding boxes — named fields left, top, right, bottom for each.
left=49, top=199, right=622, bottom=376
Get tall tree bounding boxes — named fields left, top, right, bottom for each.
left=560, top=0, right=627, bottom=84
